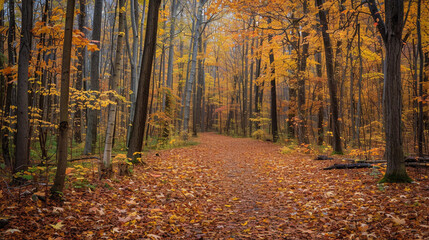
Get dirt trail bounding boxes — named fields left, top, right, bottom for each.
left=1, top=133, right=428, bottom=239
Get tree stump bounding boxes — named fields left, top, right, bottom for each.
left=118, top=163, right=131, bottom=176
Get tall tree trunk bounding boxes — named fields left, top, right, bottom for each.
left=180, top=10, right=195, bottom=133
left=315, top=51, right=324, bottom=145
left=36, top=0, right=50, bottom=160
left=254, top=38, right=263, bottom=130
left=356, top=24, right=363, bottom=147
left=316, top=0, right=342, bottom=154
left=243, top=41, right=249, bottom=136
left=349, top=49, right=355, bottom=143
left=366, top=0, right=411, bottom=182
left=126, top=0, right=140, bottom=146
left=416, top=0, right=424, bottom=157
left=267, top=18, right=278, bottom=142
left=137, top=0, right=147, bottom=78
left=127, top=0, right=162, bottom=160
left=249, top=35, right=254, bottom=135
left=182, top=0, right=207, bottom=133
left=51, top=0, right=75, bottom=194
left=0, top=6, right=7, bottom=167
left=195, top=33, right=205, bottom=134
left=74, top=0, right=86, bottom=144
left=162, top=0, right=178, bottom=140
left=297, top=0, right=309, bottom=144
left=102, top=0, right=126, bottom=176
left=2, top=0, right=15, bottom=168
left=382, top=0, right=409, bottom=182
left=200, top=39, right=207, bottom=132
left=84, top=0, right=103, bottom=155
left=15, top=0, right=33, bottom=176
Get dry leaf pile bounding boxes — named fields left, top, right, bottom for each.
left=1, top=133, right=428, bottom=239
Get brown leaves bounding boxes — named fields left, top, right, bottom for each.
left=1, top=133, right=428, bottom=239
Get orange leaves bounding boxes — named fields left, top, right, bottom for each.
left=0, top=66, right=15, bottom=77
left=1, top=134, right=428, bottom=238
left=87, top=43, right=100, bottom=52
left=65, top=168, right=74, bottom=175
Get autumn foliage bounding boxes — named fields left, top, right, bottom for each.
left=0, top=0, right=428, bottom=238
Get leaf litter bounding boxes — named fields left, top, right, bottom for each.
left=1, top=133, right=428, bottom=239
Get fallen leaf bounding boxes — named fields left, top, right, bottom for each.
left=147, top=234, right=162, bottom=239
left=50, top=221, right=64, bottom=230
left=387, top=214, right=406, bottom=225
left=5, top=229, right=21, bottom=234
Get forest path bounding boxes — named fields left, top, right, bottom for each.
left=2, top=133, right=428, bottom=239
left=141, top=132, right=310, bottom=238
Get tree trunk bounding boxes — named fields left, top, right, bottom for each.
left=51, top=0, right=75, bottom=194
left=182, top=0, right=207, bottom=133
left=297, top=0, right=309, bottom=144
left=254, top=38, right=263, bottom=130
left=249, top=34, right=254, bottom=135
left=356, top=24, right=363, bottom=148
left=195, top=34, right=205, bottom=134
left=74, top=0, right=86, bottom=144
left=380, top=0, right=410, bottom=182
left=315, top=51, right=324, bottom=145
left=416, top=0, right=424, bottom=157
left=102, top=0, right=126, bottom=177
left=366, top=0, right=411, bottom=182
left=127, top=0, right=162, bottom=160
left=2, top=0, right=15, bottom=168
left=84, top=0, right=103, bottom=155
left=126, top=0, right=140, bottom=146
left=267, top=18, right=278, bottom=142
left=0, top=7, right=7, bottom=167
left=243, top=41, right=249, bottom=136
left=162, top=0, right=178, bottom=140
left=316, top=0, right=342, bottom=154
left=15, top=0, right=33, bottom=176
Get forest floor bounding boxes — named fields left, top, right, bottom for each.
left=1, top=132, right=429, bottom=239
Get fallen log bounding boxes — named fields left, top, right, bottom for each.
left=362, top=160, right=387, bottom=164
left=68, top=156, right=100, bottom=162
left=406, top=162, right=429, bottom=168
left=323, top=163, right=372, bottom=170
left=315, top=155, right=334, bottom=160
left=405, top=156, right=429, bottom=163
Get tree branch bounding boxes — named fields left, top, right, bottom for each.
left=366, top=0, right=387, bottom=43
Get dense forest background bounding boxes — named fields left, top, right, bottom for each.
left=0, top=0, right=428, bottom=188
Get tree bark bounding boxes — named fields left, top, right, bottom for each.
left=249, top=34, right=254, bottom=135
left=15, top=0, right=33, bottom=176
left=102, top=0, right=126, bottom=176
left=366, top=0, right=411, bottom=182
left=182, top=0, right=207, bottom=133
left=243, top=40, right=249, bottom=136
left=2, top=0, right=15, bottom=168
left=315, top=51, right=324, bottom=145
left=254, top=38, right=263, bottom=130
left=51, top=0, right=75, bottom=194
left=381, top=0, right=410, bottom=182
left=84, top=0, right=103, bottom=155
left=74, top=0, right=86, bottom=144
left=315, top=0, right=342, bottom=153
left=161, top=0, right=178, bottom=140
left=356, top=24, right=363, bottom=148
left=297, top=0, right=309, bottom=144
left=416, top=0, right=424, bottom=157
left=267, top=18, right=279, bottom=142
left=127, top=0, right=162, bottom=159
